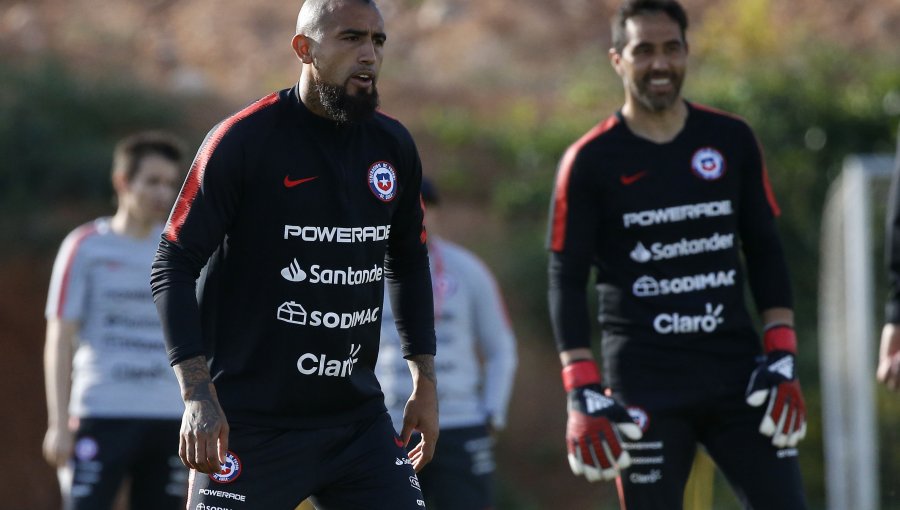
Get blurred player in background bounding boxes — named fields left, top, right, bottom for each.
left=880, top=125, right=900, bottom=391
left=43, top=131, right=187, bottom=509
left=546, top=1, right=808, bottom=508
left=150, top=0, right=438, bottom=508
left=378, top=178, right=518, bottom=509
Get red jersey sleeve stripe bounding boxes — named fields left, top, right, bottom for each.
left=49, top=224, right=98, bottom=318
left=690, top=101, right=742, bottom=120
left=756, top=141, right=781, bottom=217
left=164, top=93, right=281, bottom=242
left=419, top=195, right=428, bottom=245
left=474, top=255, right=514, bottom=328
left=550, top=115, right=619, bottom=252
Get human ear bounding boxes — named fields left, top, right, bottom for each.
left=112, top=170, right=129, bottom=195
left=608, top=48, right=624, bottom=76
left=292, top=34, right=314, bottom=64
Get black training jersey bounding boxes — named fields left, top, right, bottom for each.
left=151, top=85, right=436, bottom=429
left=548, top=102, right=792, bottom=391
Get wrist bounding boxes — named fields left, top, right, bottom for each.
left=763, top=324, right=797, bottom=354
left=562, top=359, right=601, bottom=392
left=47, top=419, right=67, bottom=431
left=407, top=354, right=437, bottom=390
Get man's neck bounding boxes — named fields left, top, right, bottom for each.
left=110, top=210, right=154, bottom=239
left=620, top=98, right=688, bottom=144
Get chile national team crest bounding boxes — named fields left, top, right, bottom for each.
left=74, top=436, right=99, bottom=461
left=209, top=451, right=242, bottom=484
left=627, top=406, right=651, bottom=433
left=690, top=147, right=726, bottom=181
left=368, top=161, right=398, bottom=202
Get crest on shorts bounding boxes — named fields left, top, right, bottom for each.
left=74, top=436, right=99, bottom=461
left=368, top=161, right=398, bottom=202
left=627, top=406, right=651, bottom=433
left=209, top=451, right=242, bottom=484
left=691, top=147, right=726, bottom=181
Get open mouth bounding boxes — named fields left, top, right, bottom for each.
left=645, top=74, right=676, bottom=94
left=648, top=73, right=672, bottom=86
left=349, top=71, right=375, bottom=88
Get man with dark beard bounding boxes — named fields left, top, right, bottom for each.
left=546, top=1, right=808, bottom=508
left=150, top=1, right=438, bottom=508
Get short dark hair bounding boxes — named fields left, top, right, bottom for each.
left=611, top=0, right=688, bottom=53
left=111, top=131, right=185, bottom=183
left=420, top=177, right=440, bottom=206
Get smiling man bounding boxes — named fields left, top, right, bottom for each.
left=547, top=1, right=808, bottom=508
left=150, top=1, right=438, bottom=509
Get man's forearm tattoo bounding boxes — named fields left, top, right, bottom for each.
left=174, top=355, right=214, bottom=401
left=408, top=354, right=437, bottom=387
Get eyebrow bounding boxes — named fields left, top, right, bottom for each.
left=338, top=29, right=387, bottom=41
left=633, top=38, right=683, bottom=48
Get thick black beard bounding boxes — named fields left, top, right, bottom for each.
left=315, top=80, right=379, bottom=124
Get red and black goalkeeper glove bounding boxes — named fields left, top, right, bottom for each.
left=745, top=325, right=807, bottom=448
left=563, top=360, right=642, bottom=482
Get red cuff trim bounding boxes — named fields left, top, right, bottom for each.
left=763, top=325, right=797, bottom=354
left=562, top=360, right=601, bottom=392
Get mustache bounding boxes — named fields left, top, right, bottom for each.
left=644, top=71, right=677, bottom=81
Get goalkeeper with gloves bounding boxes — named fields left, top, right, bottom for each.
left=546, top=1, right=808, bottom=508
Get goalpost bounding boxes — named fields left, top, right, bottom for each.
left=818, top=153, right=894, bottom=510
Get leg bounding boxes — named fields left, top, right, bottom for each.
left=312, top=413, right=427, bottom=510
left=414, top=425, right=495, bottom=510
left=67, top=418, right=130, bottom=510
left=129, top=419, right=187, bottom=510
left=683, top=448, right=716, bottom=510
left=701, top=395, right=808, bottom=510
left=614, top=399, right=698, bottom=510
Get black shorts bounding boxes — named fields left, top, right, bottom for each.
left=411, top=424, right=495, bottom=510
left=613, top=387, right=808, bottom=510
left=60, top=417, right=186, bottom=510
left=187, top=412, right=425, bottom=510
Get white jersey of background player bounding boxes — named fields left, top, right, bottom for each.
left=377, top=178, right=517, bottom=508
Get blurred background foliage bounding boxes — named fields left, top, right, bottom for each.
left=2, top=0, right=899, bottom=508
left=0, top=58, right=205, bottom=255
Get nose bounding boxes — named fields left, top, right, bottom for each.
left=358, top=39, right=377, bottom=65
left=650, top=51, right=670, bottom=70
left=156, top=183, right=177, bottom=203
left=650, top=52, right=670, bottom=71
